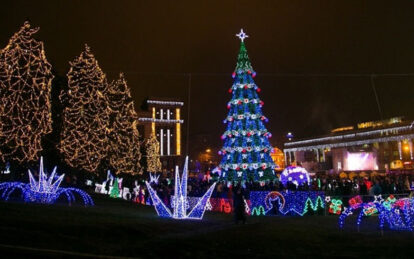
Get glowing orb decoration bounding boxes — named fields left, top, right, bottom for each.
left=280, top=166, right=310, bottom=187
left=146, top=156, right=216, bottom=220
left=0, top=157, right=94, bottom=206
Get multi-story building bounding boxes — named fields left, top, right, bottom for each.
left=283, top=117, right=414, bottom=174
left=137, top=98, right=184, bottom=170
left=270, top=147, right=285, bottom=171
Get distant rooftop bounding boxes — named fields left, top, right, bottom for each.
left=284, top=117, right=414, bottom=151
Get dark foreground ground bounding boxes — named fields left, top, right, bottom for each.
left=0, top=194, right=413, bottom=258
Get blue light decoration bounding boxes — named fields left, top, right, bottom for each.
left=145, top=156, right=216, bottom=220
left=338, top=195, right=414, bottom=231
left=279, top=166, right=310, bottom=187
left=0, top=157, right=94, bottom=206
left=249, top=191, right=325, bottom=216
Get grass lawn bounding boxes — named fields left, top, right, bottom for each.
left=0, top=194, right=413, bottom=258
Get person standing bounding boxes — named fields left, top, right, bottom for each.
left=233, top=186, right=246, bottom=224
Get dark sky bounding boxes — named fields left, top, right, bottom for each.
left=2, top=0, right=414, bottom=150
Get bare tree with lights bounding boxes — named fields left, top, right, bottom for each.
left=145, top=135, right=162, bottom=173
left=59, top=45, right=109, bottom=173
left=107, top=73, right=141, bottom=175
left=0, top=22, right=53, bottom=163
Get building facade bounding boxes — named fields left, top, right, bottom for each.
left=137, top=99, right=184, bottom=170
left=283, top=117, right=414, bottom=174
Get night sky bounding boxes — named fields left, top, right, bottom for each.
left=2, top=0, right=414, bottom=151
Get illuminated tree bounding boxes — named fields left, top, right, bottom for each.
left=219, top=30, right=276, bottom=182
left=0, top=21, right=53, bottom=163
left=107, top=73, right=141, bottom=175
left=59, top=45, right=109, bottom=173
left=145, top=135, right=162, bottom=173
left=110, top=178, right=120, bottom=198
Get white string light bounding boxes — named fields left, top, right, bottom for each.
left=138, top=118, right=184, bottom=123
left=147, top=100, right=184, bottom=106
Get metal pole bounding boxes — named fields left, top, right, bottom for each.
left=186, top=73, right=191, bottom=156
left=371, top=74, right=383, bottom=120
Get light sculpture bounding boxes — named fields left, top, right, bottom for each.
left=0, top=157, right=94, bottom=206
left=280, top=166, right=310, bottom=187
left=145, top=156, right=216, bottom=220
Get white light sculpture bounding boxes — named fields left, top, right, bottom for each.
left=149, top=173, right=160, bottom=184
left=146, top=156, right=216, bottom=220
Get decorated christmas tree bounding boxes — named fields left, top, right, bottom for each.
left=107, top=73, right=141, bottom=175
left=218, top=29, right=276, bottom=183
left=145, top=135, right=162, bottom=173
left=59, top=45, right=109, bottom=173
left=0, top=22, right=53, bottom=163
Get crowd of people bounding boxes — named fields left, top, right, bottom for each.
left=143, top=173, right=414, bottom=204
left=2, top=164, right=413, bottom=204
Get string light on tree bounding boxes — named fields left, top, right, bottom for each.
left=107, top=73, right=141, bottom=175
left=59, top=44, right=110, bottom=173
left=0, top=22, right=53, bottom=163
left=145, top=135, right=162, bottom=173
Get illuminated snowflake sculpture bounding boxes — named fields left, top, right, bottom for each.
left=0, top=157, right=94, bottom=206
left=146, top=156, right=216, bottom=220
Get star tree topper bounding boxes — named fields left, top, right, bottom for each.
left=236, top=29, right=249, bottom=42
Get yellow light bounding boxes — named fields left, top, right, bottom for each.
left=176, top=108, right=181, bottom=155
left=404, top=145, right=410, bottom=151
left=60, top=46, right=141, bottom=174
left=0, top=21, right=53, bottom=163
left=331, top=126, right=354, bottom=133
left=106, top=73, right=141, bottom=175
left=151, top=107, right=156, bottom=136
left=145, top=135, right=161, bottom=173
left=206, top=148, right=211, bottom=153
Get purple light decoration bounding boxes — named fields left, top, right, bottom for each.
left=280, top=166, right=310, bottom=187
